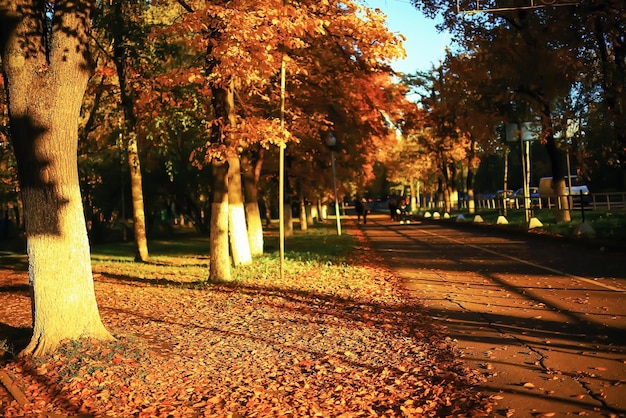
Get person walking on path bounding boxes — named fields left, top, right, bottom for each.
left=388, top=195, right=398, bottom=221
left=354, top=197, right=369, bottom=225
left=397, top=197, right=410, bottom=224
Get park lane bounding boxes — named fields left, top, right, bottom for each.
left=357, top=214, right=626, bottom=417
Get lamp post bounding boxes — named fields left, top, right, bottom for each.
left=279, top=57, right=286, bottom=281
left=326, top=133, right=342, bottom=236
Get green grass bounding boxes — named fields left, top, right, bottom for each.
left=0, top=221, right=360, bottom=291
left=90, top=222, right=359, bottom=288
left=450, top=207, right=626, bottom=241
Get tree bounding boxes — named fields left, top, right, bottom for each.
left=567, top=0, right=626, bottom=182
left=0, top=0, right=113, bottom=356
left=106, top=1, right=151, bottom=261
left=413, top=0, right=626, bottom=215
left=161, top=0, right=404, bottom=280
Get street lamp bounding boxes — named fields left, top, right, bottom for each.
left=326, top=133, right=342, bottom=236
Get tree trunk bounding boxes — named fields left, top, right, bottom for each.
left=503, top=147, right=509, bottom=217
left=298, top=193, right=308, bottom=231
left=305, top=205, right=314, bottom=225
left=467, top=138, right=477, bottom=214
left=209, top=160, right=231, bottom=282
left=127, top=136, right=149, bottom=261
left=284, top=203, right=293, bottom=237
left=409, top=178, right=417, bottom=213
left=227, top=154, right=252, bottom=266
left=1, top=0, right=112, bottom=356
left=241, top=149, right=264, bottom=256
left=112, top=0, right=149, bottom=261
left=544, top=124, right=571, bottom=222
left=317, top=199, right=324, bottom=221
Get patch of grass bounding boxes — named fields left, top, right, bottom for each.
left=90, top=222, right=360, bottom=290
left=37, top=336, right=149, bottom=383
left=452, top=208, right=626, bottom=241
left=0, top=338, right=12, bottom=358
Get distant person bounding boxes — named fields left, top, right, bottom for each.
left=355, top=197, right=370, bottom=225
left=398, top=198, right=410, bottom=224
left=388, top=195, right=398, bottom=221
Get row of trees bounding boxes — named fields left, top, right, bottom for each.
left=385, top=0, right=625, bottom=221
left=0, top=0, right=414, bottom=356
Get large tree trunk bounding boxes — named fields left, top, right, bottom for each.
left=209, top=160, right=231, bottom=282
left=223, top=79, right=251, bottom=266
left=227, top=154, right=252, bottom=266
left=241, top=149, right=264, bottom=256
left=208, top=72, right=235, bottom=281
left=1, top=0, right=112, bottom=356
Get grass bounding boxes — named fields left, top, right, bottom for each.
left=447, top=207, right=626, bottom=242
left=90, top=222, right=359, bottom=289
left=0, top=339, right=11, bottom=357
left=0, top=220, right=367, bottom=296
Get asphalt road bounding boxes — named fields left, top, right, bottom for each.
left=357, top=214, right=626, bottom=418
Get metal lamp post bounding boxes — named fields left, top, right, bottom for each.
left=326, top=133, right=342, bottom=236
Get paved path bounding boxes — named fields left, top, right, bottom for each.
left=357, top=214, right=626, bottom=417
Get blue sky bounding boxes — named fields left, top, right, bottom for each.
left=363, top=0, right=448, bottom=74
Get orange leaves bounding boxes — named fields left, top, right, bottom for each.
left=0, top=237, right=494, bottom=417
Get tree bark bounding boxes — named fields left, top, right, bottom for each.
left=298, top=190, right=308, bottom=231
left=127, top=136, right=149, bottom=261
left=467, top=138, right=477, bottom=214
left=241, top=149, right=264, bottom=256
left=209, top=160, right=231, bottom=282
left=545, top=134, right=571, bottom=222
left=284, top=203, right=293, bottom=237
left=1, top=0, right=112, bottom=356
left=227, top=154, right=252, bottom=266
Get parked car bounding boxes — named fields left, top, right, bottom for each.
left=513, top=187, right=539, bottom=199
left=495, top=189, right=515, bottom=208
left=570, top=184, right=591, bottom=204
left=513, top=187, right=540, bottom=207
left=539, top=176, right=591, bottom=205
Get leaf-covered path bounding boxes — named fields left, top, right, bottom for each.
left=0, top=225, right=492, bottom=417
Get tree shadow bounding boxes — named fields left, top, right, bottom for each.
left=0, top=323, right=31, bottom=361
left=0, top=252, right=28, bottom=272
left=0, top=267, right=489, bottom=416
left=363, top=220, right=626, bottom=415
